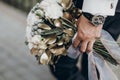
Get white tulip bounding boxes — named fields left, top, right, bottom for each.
left=40, top=53, right=49, bottom=65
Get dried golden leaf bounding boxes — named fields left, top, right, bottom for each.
left=72, top=8, right=82, bottom=18
left=54, top=19, right=62, bottom=27
left=46, top=35, right=57, bottom=44
left=30, top=48, right=39, bottom=55
left=39, top=49, right=44, bottom=54
left=60, top=0, right=72, bottom=10
left=63, top=28, right=74, bottom=36
left=63, top=12, right=72, bottom=20
left=46, top=51, right=52, bottom=62
left=50, top=47, right=67, bottom=56
left=63, top=34, right=71, bottom=43
left=47, top=38, right=56, bottom=45
left=48, top=43, right=57, bottom=49
left=57, top=40, right=63, bottom=46
left=38, top=42, right=47, bottom=49
left=46, top=17, right=54, bottom=25
left=38, top=24, right=51, bottom=30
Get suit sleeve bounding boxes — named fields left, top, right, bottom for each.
left=82, top=0, right=118, bottom=16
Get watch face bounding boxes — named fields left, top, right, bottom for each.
left=92, top=15, right=105, bottom=26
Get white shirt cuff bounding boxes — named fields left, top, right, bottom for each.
left=82, top=0, right=118, bottom=16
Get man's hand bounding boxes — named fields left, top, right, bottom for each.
left=73, top=15, right=103, bottom=53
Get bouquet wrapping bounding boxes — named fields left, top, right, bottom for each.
left=88, top=30, right=120, bottom=80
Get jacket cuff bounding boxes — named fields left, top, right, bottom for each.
left=82, top=0, right=118, bottom=16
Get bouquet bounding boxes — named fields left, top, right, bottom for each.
left=26, top=0, right=82, bottom=65
left=26, top=0, right=120, bottom=65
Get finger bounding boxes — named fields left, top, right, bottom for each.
left=80, top=40, right=88, bottom=53
left=87, top=40, right=95, bottom=53
left=76, top=18, right=80, bottom=27
left=73, top=36, right=81, bottom=48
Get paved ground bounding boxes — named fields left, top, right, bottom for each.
left=0, top=1, right=120, bottom=80
left=0, top=2, right=55, bottom=80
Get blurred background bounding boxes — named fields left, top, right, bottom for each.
left=0, top=0, right=56, bottom=80
left=1, top=0, right=40, bottom=13
left=0, top=0, right=120, bottom=80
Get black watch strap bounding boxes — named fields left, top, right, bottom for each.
left=82, top=12, right=93, bottom=21
left=82, top=12, right=106, bottom=26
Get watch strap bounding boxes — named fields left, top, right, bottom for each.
left=82, top=12, right=93, bottom=21
left=82, top=12, right=106, bottom=26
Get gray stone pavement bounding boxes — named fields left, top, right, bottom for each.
left=0, top=2, right=55, bottom=80
left=0, top=1, right=120, bottom=80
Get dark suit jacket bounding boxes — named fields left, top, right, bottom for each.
left=116, top=0, right=120, bottom=12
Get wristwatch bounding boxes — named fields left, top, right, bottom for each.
left=83, top=12, right=106, bottom=26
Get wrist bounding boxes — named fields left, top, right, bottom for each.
left=82, top=12, right=107, bottom=26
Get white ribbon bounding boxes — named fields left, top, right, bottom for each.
left=67, top=30, right=120, bottom=80
left=88, top=51, right=118, bottom=80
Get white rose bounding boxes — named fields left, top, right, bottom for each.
left=28, top=43, right=33, bottom=49
left=44, top=4, right=63, bottom=19
left=35, top=9, right=44, bottom=18
left=28, top=43, right=38, bottom=49
left=27, top=12, right=39, bottom=26
left=31, top=35, right=41, bottom=44
left=26, top=26, right=32, bottom=41
left=56, top=0, right=62, bottom=3
left=39, top=0, right=53, bottom=9
left=39, top=0, right=63, bottom=19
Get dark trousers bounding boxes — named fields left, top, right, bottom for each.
left=49, top=12, right=120, bottom=80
